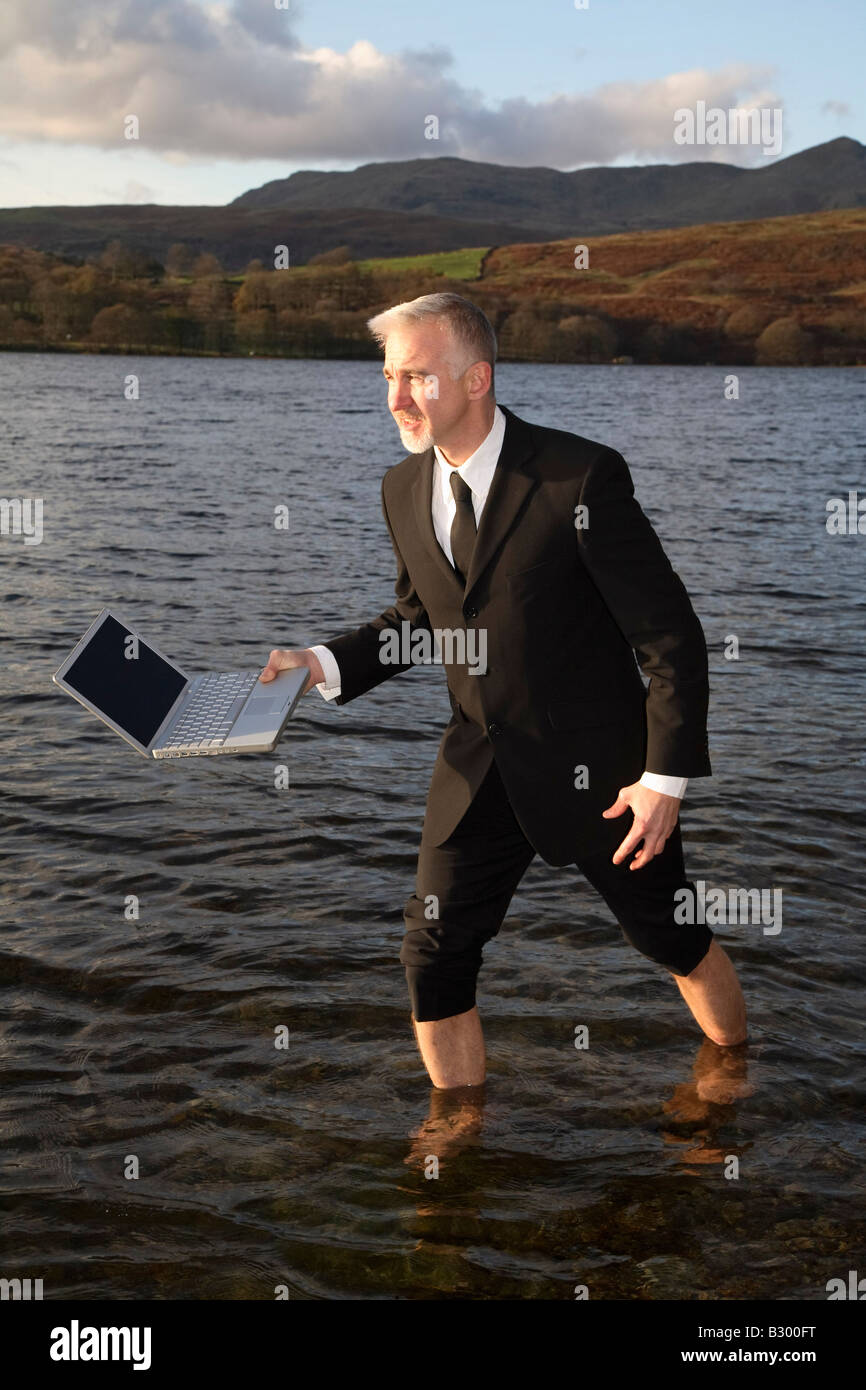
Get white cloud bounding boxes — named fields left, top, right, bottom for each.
left=0, top=2, right=783, bottom=168
left=821, top=100, right=851, bottom=119
left=123, top=177, right=157, bottom=202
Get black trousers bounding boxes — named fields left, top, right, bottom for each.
left=401, top=758, right=713, bottom=1023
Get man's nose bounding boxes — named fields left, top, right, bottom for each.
left=390, top=383, right=412, bottom=413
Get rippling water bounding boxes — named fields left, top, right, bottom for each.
left=1, top=353, right=864, bottom=1300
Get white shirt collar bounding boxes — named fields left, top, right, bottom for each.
left=433, top=404, right=506, bottom=507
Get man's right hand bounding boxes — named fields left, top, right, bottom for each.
left=258, top=648, right=324, bottom=695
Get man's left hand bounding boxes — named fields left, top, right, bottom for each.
left=602, top=782, right=681, bottom=870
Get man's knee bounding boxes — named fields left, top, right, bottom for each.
left=403, top=962, right=478, bottom=1023
left=401, top=891, right=486, bottom=1022
left=669, top=936, right=716, bottom=980
left=622, top=923, right=714, bottom=977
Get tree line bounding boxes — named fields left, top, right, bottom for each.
left=0, top=238, right=858, bottom=365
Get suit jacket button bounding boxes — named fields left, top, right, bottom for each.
left=487, top=722, right=501, bottom=738
left=465, top=605, right=478, bottom=619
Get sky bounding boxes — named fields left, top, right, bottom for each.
left=0, top=0, right=861, bottom=207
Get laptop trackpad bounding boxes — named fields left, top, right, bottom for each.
left=245, top=695, right=283, bottom=715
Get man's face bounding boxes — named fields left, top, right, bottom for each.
left=382, top=323, right=469, bottom=453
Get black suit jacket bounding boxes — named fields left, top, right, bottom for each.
left=324, top=404, right=711, bottom=866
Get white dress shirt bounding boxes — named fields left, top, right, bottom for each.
left=309, top=404, right=688, bottom=799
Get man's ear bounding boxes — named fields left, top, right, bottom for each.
left=466, top=361, right=492, bottom=399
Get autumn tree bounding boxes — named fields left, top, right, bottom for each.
left=306, top=244, right=352, bottom=266
left=235, top=308, right=275, bottom=351
left=723, top=305, right=777, bottom=339
left=190, top=252, right=223, bottom=278
left=822, top=309, right=864, bottom=363
left=90, top=303, right=143, bottom=348
left=187, top=275, right=234, bottom=352
left=0, top=272, right=29, bottom=312
left=557, top=314, right=617, bottom=362
left=99, top=240, right=148, bottom=280
left=755, top=317, right=817, bottom=365
left=32, top=274, right=75, bottom=341
left=165, top=243, right=195, bottom=277
left=234, top=272, right=274, bottom=313
left=187, top=277, right=233, bottom=319
left=498, top=309, right=555, bottom=360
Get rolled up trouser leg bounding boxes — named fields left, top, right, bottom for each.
left=401, top=759, right=536, bottom=1023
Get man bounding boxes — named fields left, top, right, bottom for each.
left=259, top=292, right=747, bottom=1089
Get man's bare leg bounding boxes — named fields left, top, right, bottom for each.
left=412, top=1006, right=486, bottom=1088
left=410, top=946, right=744, bottom=1084
left=672, top=940, right=747, bottom=1046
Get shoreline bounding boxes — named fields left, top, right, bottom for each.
left=1, top=343, right=862, bottom=367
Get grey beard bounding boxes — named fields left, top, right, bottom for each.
left=398, top=422, right=434, bottom=453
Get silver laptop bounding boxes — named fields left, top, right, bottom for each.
left=53, top=608, right=307, bottom=758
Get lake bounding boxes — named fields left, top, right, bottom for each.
left=0, top=352, right=864, bottom=1299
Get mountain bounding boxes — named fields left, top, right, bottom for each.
left=0, top=138, right=863, bottom=270
left=231, top=138, right=866, bottom=236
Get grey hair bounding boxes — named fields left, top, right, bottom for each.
left=367, top=292, right=496, bottom=390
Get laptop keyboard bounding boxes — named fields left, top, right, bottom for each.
left=155, top=671, right=260, bottom=756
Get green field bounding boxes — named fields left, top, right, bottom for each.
left=354, top=246, right=488, bottom=279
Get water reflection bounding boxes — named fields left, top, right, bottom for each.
left=662, top=1039, right=754, bottom=1166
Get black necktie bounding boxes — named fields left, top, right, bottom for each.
left=449, top=472, right=477, bottom=585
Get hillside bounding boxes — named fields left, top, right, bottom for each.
left=0, top=208, right=862, bottom=366
left=478, top=208, right=866, bottom=361
left=232, top=138, right=866, bottom=235
left=0, top=139, right=863, bottom=271
left=0, top=204, right=532, bottom=273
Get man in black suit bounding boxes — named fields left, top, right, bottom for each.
left=260, top=292, right=746, bottom=1088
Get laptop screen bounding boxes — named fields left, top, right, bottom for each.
left=63, top=614, right=187, bottom=748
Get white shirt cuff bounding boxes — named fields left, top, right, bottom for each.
left=640, top=771, right=688, bottom=799
left=308, top=644, right=342, bottom=701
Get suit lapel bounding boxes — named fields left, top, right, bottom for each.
left=411, top=447, right=460, bottom=593
left=410, top=404, right=539, bottom=600
left=465, top=406, right=537, bottom=598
